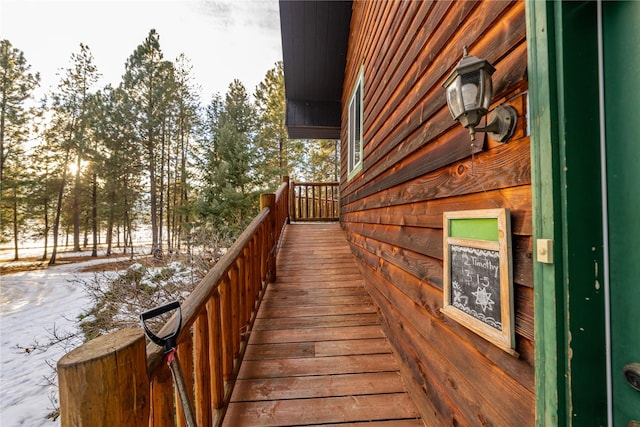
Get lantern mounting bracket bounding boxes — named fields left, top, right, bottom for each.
left=472, top=105, right=518, bottom=142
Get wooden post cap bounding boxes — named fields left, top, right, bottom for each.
left=58, top=328, right=144, bottom=366
left=58, top=328, right=150, bottom=427
left=260, top=193, right=276, bottom=210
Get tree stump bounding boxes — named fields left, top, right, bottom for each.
left=58, top=328, right=150, bottom=426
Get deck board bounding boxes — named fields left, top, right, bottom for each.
left=253, top=313, right=380, bottom=331
left=223, top=223, right=422, bottom=426
left=225, top=394, right=419, bottom=425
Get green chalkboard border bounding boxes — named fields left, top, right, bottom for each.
left=449, top=217, right=499, bottom=241
left=441, top=208, right=517, bottom=356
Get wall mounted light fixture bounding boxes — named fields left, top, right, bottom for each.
left=443, top=48, right=517, bottom=142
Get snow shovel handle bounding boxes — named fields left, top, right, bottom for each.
left=140, top=302, right=197, bottom=427
left=140, top=301, right=182, bottom=353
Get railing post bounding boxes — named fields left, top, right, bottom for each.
left=219, top=274, right=233, bottom=381
left=193, top=310, right=212, bottom=427
left=282, top=176, right=290, bottom=224
left=175, top=334, right=194, bottom=427
left=58, top=329, right=149, bottom=427
left=237, top=254, right=247, bottom=327
left=260, top=193, right=277, bottom=282
left=207, top=292, right=224, bottom=409
left=290, top=181, right=297, bottom=222
left=229, top=264, right=241, bottom=358
left=149, top=364, right=175, bottom=427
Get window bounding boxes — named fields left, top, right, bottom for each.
left=348, top=68, right=364, bottom=179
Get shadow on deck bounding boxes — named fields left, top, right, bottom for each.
left=223, top=223, right=423, bottom=426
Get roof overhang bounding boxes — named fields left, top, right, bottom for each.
left=279, top=1, right=352, bottom=140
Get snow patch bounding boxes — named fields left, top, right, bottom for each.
left=0, top=258, right=123, bottom=426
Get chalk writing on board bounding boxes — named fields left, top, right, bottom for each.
left=449, top=245, right=502, bottom=330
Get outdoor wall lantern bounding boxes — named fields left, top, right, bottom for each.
left=443, top=48, right=517, bottom=142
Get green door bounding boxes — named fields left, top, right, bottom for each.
left=603, top=2, right=640, bottom=425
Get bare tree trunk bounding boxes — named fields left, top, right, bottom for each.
left=105, top=198, right=114, bottom=256
left=73, top=153, right=81, bottom=251
left=279, top=135, right=284, bottom=172
left=12, top=187, right=19, bottom=261
left=0, top=94, right=5, bottom=185
left=83, top=214, right=89, bottom=248
left=91, top=173, right=97, bottom=257
left=50, top=148, right=71, bottom=265
left=170, top=171, right=177, bottom=252
left=149, top=145, right=160, bottom=259
left=41, top=197, right=49, bottom=261
left=165, top=143, right=172, bottom=254
left=123, top=206, right=130, bottom=255
left=127, top=218, right=134, bottom=261
left=158, top=125, right=165, bottom=256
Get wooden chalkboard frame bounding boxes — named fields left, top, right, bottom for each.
left=442, top=208, right=517, bottom=356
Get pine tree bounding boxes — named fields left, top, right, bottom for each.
left=254, top=61, right=304, bottom=188
left=85, top=92, right=101, bottom=256
left=195, top=93, right=223, bottom=235
left=123, top=29, right=176, bottom=258
left=168, top=54, right=199, bottom=251
left=47, top=43, right=100, bottom=264
left=303, top=139, right=340, bottom=182
left=91, top=84, right=144, bottom=256
left=29, top=138, right=58, bottom=260
left=197, top=93, right=223, bottom=190
left=0, top=39, right=40, bottom=260
left=197, top=80, right=258, bottom=235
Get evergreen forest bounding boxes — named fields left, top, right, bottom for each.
left=0, top=31, right=341, bottom=263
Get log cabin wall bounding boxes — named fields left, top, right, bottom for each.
left=338, top=1, right=534, bottom=425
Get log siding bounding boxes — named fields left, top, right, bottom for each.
left=339, top=1, right=534, bottom=425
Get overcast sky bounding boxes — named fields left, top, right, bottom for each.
left=0, top=0, right=283, bottom=102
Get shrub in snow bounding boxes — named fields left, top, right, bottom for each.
left=79, top=256, right=213, bottom=341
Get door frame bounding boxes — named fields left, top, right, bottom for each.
left=526, top=2, right=609, bottom=425
left=600, top=1, right=640, bottom=424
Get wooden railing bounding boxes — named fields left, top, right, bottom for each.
left=57, top=177, right=290, bottom=427
left=290, top=181, right=340, bottom=222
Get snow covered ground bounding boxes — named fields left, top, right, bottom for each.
left=0, top=255, right=131, bottom=426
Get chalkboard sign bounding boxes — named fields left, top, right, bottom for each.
left=442, top=209, right=517, bottom=356
left=449, top=245, right=502, bottom=330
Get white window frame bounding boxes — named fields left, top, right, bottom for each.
left=347, top=67, right=364, bottom=180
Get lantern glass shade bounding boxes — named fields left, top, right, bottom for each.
left=445, top=77, right=464, bottom=119
left=443, top=50, right=496, bottom=129
left=481, top=68, right=493, bottom=111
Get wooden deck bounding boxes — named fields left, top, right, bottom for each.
left=223, top=223, right=423, bottom=426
